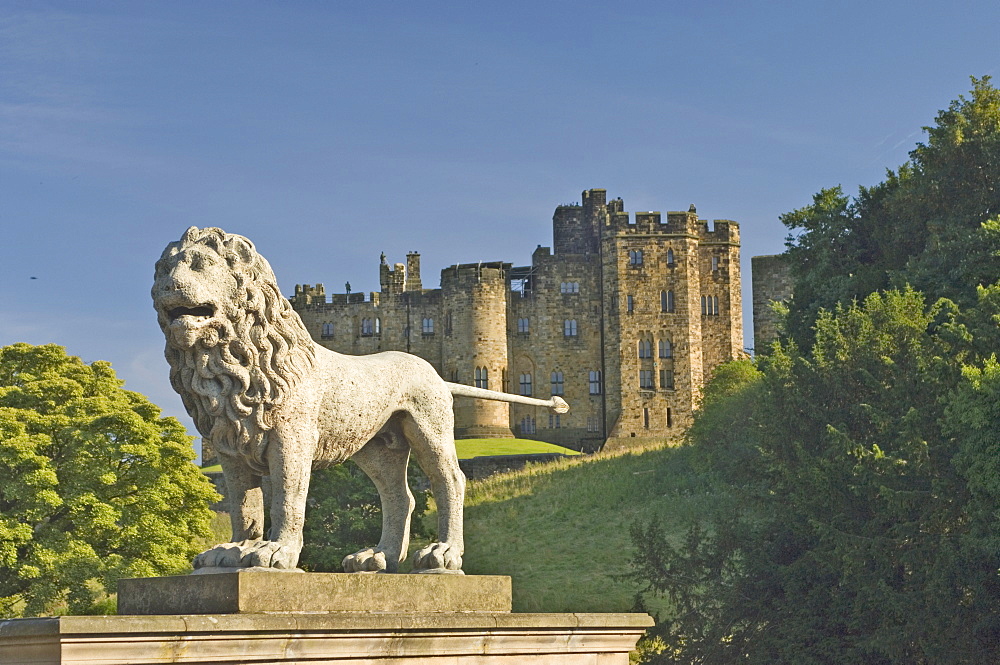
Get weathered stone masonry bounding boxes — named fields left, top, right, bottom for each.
left=291, top=189, right=744, bottom=451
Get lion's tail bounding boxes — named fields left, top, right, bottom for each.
left=445, top=382, right=569, bottom=413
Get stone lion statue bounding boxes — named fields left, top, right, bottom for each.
left=152, top=227, right=568, bottom=574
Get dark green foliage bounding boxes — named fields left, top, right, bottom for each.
left=299, top=460, right=429, bottom=572
left=0, top=343, right=218, bottom=617
left=630, top=291, right=1000, bottom=664
left=782, top=77, right=1000, bottom=349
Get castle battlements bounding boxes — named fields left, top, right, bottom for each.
left=290, top=188, right=743, bottom=451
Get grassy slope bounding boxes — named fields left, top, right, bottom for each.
left=426, top=443, right=711, bottom=615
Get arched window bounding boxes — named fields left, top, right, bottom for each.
left=551, top=371, right=564, bottom=396
left=659, top=339, right=672, bottom=358
left=563, top=319, right=578, bottom=337
left=667, top=248, right=675, bottom=266
left=667, top=290, right=675, bottom=313
left=374, top=317, right=381, bottom=334
left=638, top=339, right=652, bottom=358
left=361, top=318, right=373, bottom=336
left=321, top=322, right=334, bottom=338
left=517, top=317, right=530, bottom=334
left=422, top=317, right=434, bottom=334
left=519, top=373, right=533, bottom=397
left=475, top=366, right=489, bottom=389
left=629, top=249, right=643, bottom=266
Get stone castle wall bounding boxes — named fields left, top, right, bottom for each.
left=291, top=188, right=744, bottom=451
left=750, top=254, right=793, bottom=350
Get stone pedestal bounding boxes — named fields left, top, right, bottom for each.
left=0, top=573, right=653, bottom=665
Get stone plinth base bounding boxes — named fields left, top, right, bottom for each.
left=118, top=572, right=512, bottom=615
left=0, top=612, right=653, bottom=664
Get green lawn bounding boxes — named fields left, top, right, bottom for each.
left=201, top=438, right=579, bottom=471
left=454, top=438, right=580, bottom=459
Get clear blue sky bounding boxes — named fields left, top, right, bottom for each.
left=2, top=1, right=998, bottom=454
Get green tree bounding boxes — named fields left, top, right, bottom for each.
left=0, top=343, right=218, bottom=617
left=631, top=290, right=1000, bottom=664
left=299, top=461, right=429, bottom=572
left=782, top=77, right=1000, bottom=348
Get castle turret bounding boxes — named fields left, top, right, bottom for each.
left=553, top=188, right=605, bottom=255
left=441, top=262, right=513, bottom=439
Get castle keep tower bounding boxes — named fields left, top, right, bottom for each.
left=290, top=188, right=743, bottom=451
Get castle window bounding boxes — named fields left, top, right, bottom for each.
left=475, top=366, right=489, bottom=389
left=321, top=322, right=334, bottom=338
left=659, top=339, right=672, bottom=358
left=660, top=368, right=675, bottom=390
left=667, top=407, right=673, bottom=428
left=560, top=282, right=580, bottom=294
left=517, top=317, right=530, bottom=334
left=639, top=370, right=654, bottom=390
left=445, top=312, right=453, bottom=336
left=643, top=408, right=650, bottom=429
left=374, top=318, right=381, bottom=335
left=629, top=249, right=643, bottom=266
left=638, top=339, right=652, bottom=359
left=519, top=373, right=533, bottom=397
left=502, top=368, right=509, bottom=392
left=661, top=290, right=675, bottom=313
left=564, top=319, right=578, bottom=337
left=587, top=416, right=600, bottom=433
left=422, top=317, right=434, bottom=335
left=627, top=295, right=634, bottom=313
left=551, top=371, right=564, bottom=396
left=549, top=413, right=562, bottom=429
left=589, top=370, right=602, bottom=395
left=701, top=296, right=719, bottom=316
left=667, top=249, right=675, bottom=266
left=712, top=256, right=719, bottom=272
left=361, top=318, right=373, bottom=336
left=520, top=416, right=536, bottom=436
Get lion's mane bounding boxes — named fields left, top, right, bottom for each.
left=155, top=227, right=316, bottom=473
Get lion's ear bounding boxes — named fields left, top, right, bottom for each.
left=227, top=238, right=257, bottom=267
left=182, top=226, right=201, bottom=244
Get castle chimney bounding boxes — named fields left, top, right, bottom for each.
left=405, top=252, right=422, bottom=292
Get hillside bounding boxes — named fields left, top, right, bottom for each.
left=426, top=443, right=708, bottom=615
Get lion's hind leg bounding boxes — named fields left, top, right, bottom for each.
left=402, top=408, right=465, bottom=573
left=343, top=434, right=415, bottom=573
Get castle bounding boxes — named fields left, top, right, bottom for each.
left=290, top=188, right=743, bottom=452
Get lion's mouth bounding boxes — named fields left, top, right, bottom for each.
left=168, top=305, right=216, bottom=323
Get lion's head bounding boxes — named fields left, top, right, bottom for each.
left=152, top=227, right=315, bottom=471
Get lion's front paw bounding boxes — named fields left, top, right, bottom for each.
left=411, top=542, right=463, bottom=573
left=194, top=539, right=300, bottom=570
left=342, top=548, right=388, bottom=573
